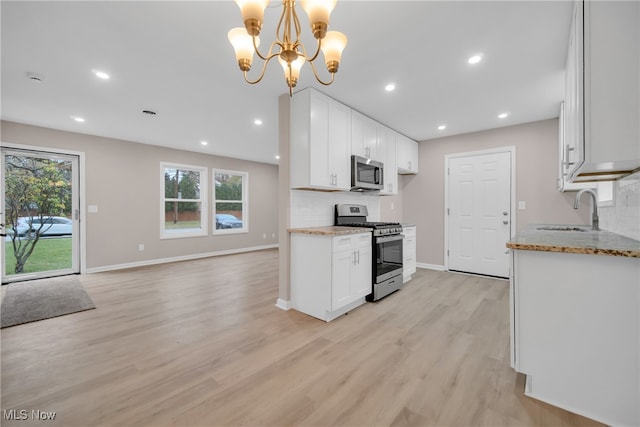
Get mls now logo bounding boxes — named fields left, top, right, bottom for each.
left=3, top=409, right=56, bottom=421
left=3, top=410, right=28, bottom=420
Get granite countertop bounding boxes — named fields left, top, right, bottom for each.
left=402, top=223, right=416, bottom=228
left=507, top=224, right=640, bottom=258
left=288, top=226, right=371, bottom=236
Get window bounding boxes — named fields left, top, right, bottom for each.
left=214, top=169, right=248, bottom=234
left=161, top=162, right=207, bottom=238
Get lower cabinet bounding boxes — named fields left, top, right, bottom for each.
left=291, top=232, right=371, bottom=322
left=510, top=249, right=639, bottom=426
left=402, top=225, right=416, bottom=282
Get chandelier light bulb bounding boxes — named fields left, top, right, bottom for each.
left=234, top=0, right=269, bottom=36
left=300, top=0, right=337, bottom=38
left=228, top=27, right=259, bottom=71
left=279, top=54, right=306, bottom=87
left=321, top=31, right=347, bottom=73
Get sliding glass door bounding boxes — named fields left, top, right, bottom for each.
left=1, top=148, right=80, bottom=283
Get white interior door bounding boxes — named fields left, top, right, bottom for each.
left=447, top=150, right=512, bottom=278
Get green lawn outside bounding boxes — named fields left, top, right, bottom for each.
left=164, top=220, right=201, bottom=230
left=4, top=237, right=72, bottom=275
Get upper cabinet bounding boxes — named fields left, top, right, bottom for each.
left=351, top=111, right=381, bottom=162
left=397, top=134, right=419, bottom=174
left=290, top=88, right=419, bottom=192
left=563, top=0, right=640, bottom=183
left=290, top=88, right=351, bottom=191
left=382, top=128, right=398, bottom=195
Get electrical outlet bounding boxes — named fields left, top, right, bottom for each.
left=271, top=233, right=275, bottom=238
left=262, top=233, right=266, bottom=239
left=138, top=244, right=144, bottom=251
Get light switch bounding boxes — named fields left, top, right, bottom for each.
left=518, top=201, right=526, bottom=210
left=88, top=205, right=98, bottom=213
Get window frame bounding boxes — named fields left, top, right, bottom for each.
left=213, top=169, right=248, bottom=235
left=160, top=162, right=208, bottom=239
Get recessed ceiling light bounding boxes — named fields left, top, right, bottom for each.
left=94, top=70, right=110, bottom=80
left=498, top=112, right=510, bottom=119
left=201, top=141, right=208, bottom=146
left=438, top=125, right=447, bottom=130
left=71, top=116, right=85, bottom=123
left=385, top=83, right=396, bottom=92
left=275, top=155, right=280, bottom=160
left=254, top=119, right=263, bottom=125
left=468, top=55, right=482, bottom=65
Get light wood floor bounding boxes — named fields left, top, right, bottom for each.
left=1, top=249, right=602, bottom=427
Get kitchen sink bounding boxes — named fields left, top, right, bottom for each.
left=536, top=225, right=591, bottom=232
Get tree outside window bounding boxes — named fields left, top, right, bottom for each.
left=161, top=163, right=207, bottom=238
left=214, top=170, right=248, bottom=234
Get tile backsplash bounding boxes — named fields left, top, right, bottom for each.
left=290, top=190, right=380, bottom=228
left=599, top=171, right=640, bottom=241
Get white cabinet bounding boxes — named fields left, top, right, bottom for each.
left=290, top=88, right=351, bottom=191
left=381, top=128, right=398, bottom=195
left=397, top=134, right=419, bottom=174
left=563, top=0, right=640, bottom=182
left=402, top=225, right=416, bottom=282
left=350, top=110, right=381, bottom=161
left=290, top=232, right=371, bottom=322
left=557, top=102, right=596, bottom=192
left=510, top=249, right=639, bottom=426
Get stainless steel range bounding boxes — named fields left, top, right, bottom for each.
left=335, top=204, right=404, bottom=301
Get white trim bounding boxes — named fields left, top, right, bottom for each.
left=0, top=142, right=87, bottom=276
left=416, top=262, right=445, bottom=271
left=85, top=244, right=278, bottom=274
left=213, top=168, right=249, bottom=235
left=275, top=298, right=292, bottom=310
left=160, top=162, right=208, bottom=239
left=443, top=146, right=516, bottom=274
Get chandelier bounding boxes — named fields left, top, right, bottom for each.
left=228, top=0, right=348, bottom=96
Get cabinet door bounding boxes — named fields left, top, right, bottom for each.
left=328, top=100, right=351, bottom=190
left=351, top=111, right=379, bottom=160
left=308, top=91, right=332, bottom=188
left=381, top=128, right=398, bottom=195
left=352, top=244, right=372, bottom=298
left=332, top=248, right=355, bottom=310
left=397, top=135, right=419, bottom=174
left=563, top=1, right=584, bottom=181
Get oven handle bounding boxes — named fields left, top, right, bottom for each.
left=376, top=234, right=404, bottom=244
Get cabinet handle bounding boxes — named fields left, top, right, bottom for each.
left=356, top=249, right=360, bottom=264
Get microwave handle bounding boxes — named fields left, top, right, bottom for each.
left=375, top=167, right=382, bottom=185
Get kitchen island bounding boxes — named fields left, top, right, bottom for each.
left=507, top=225, right=639, bottom=426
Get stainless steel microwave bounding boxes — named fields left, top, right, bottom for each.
left=351, top=155, right=383, bottom=191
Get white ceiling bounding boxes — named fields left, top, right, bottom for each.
left=1, top=1, right=573, bottom=165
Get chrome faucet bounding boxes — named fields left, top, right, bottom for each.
left=573, top=188, right=600, bottom=231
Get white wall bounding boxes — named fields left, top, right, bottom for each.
left=404, top=119, right=590, bottom=268
left=2, top=120, right=279, bottom=272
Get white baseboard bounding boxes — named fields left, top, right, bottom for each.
left=86, top=244, right=279, bottom=274
left=416, top=262, right=445, bottom=271
left=275, top=298, right=292, bottom=311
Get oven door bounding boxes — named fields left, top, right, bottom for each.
left=375, top=234, right=403, bottom=283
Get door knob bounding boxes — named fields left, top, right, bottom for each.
left=503, top=220, right=509, bottom=225
left=503, top=211, right=508, bottom=216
